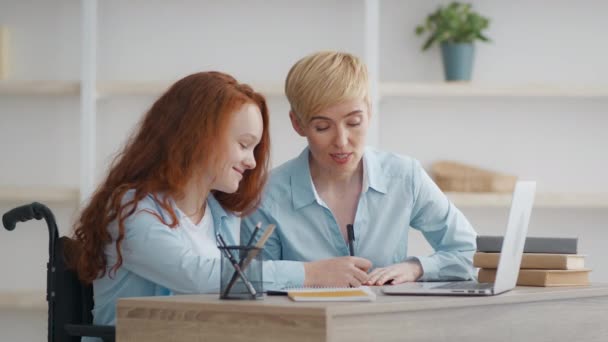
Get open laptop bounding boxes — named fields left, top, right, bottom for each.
left=383, top=181, right=536, bottom=296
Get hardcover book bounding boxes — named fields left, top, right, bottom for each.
left=473, top=252, right=585, bottom=270
left=477, top=235, right=578, bottom=254
left=478, top=268, right=590, bottom=287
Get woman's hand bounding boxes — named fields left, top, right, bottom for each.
left=304, top=256, right=372, bottom=287
left=364, top=260, right=423, bottom=286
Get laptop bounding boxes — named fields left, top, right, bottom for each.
left=382, top=181, right=536, bottom=296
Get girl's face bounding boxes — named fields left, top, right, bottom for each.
left=212, top=102, right=263, bottom=193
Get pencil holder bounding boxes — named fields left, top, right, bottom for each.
left=219, top=246, right=263, bottom=300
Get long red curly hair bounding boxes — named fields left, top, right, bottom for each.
left=69, top=71, right=270, bottom=284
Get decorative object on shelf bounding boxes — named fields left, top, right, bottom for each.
left=415, top=2, right=490, bottom=81
left=432, top=160, right=516, bottom=193
left=0, top=26, right=8, bottom=79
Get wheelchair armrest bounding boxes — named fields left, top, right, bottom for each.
left=65, top=323, right=115, bottom=342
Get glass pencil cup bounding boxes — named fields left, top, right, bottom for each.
left=219, top=246, right=263, bottom=300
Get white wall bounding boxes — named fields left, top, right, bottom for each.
left=1, top=0, right=607, bottom=339
left=382, top=0, right=608, bottom=84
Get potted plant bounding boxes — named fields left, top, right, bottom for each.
left=415, top=2, right=490, bottom=81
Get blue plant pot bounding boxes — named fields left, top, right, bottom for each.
left=440, top=42, right=475, bottom=81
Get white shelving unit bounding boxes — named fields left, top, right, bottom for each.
left=0, top=7, right=606, bottom=206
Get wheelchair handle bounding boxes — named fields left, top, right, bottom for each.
left=2, top=202, right=59, bottom=257
left=2, top=202, right=45, bottom=231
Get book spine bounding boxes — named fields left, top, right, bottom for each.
left=477, top=268, right=495, bottom=283
left=476, top=236, right=578, bottom=254
left=473, top=253, right=584, bottom=270
left=478, top=269, right=547, bottom=286
left=478, top=269, right=590, bottom=287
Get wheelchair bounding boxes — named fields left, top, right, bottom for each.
left=2, top=202, right=115, bottom=342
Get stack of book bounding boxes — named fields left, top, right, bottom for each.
left=475, top=236, right=591, bottom=287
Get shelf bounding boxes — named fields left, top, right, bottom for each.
left=96, top=81, right=285, bottom=97
left=1, top=186, right=606, bottom=208
left=97, top=81, right=170, bottom=96
left=0, top=291, right=46, bottom=311
left=447, top=192, right=608, bottom=208
left=97, top=81, right=608, bottom=98
left=0, top=186, right=79, bottom=203
left=4, top=80, right=607, bottom=98
left=380, top=82, right=608, bottom=98
left=0, top=80, right=79, bottom=95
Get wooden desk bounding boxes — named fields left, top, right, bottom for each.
left=117, top=284, right=608, bottom=342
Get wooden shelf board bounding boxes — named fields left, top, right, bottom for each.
left=380, top=82, right=608, bottom=98
left=0, top=291, right=46, bottom=311
left=0, top=186, right=79, bottom=203
left=97, top=81, right=170, bottom=96
left=447, top=192, right=608, bottom=208
left=1, top=186, right=606, bottom=208
left=2, top=80, right=607, bottom=98
left=101, top=81, right=608, bottom=98
left=97, top=81, right=284, bottom=97
left=0, top=80, right=80, bottom=95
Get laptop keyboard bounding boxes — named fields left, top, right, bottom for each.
left=433, top=281, right=494, bottom=290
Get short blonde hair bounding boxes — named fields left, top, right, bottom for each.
left=285, top=51, right=369, bottom=123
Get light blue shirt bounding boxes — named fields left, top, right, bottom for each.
left=89, top=190, right=300, bottom=334
left=242, top=147, right=477, bottom=284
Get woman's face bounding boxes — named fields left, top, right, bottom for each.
left=292, top=98, right=369, bottom=177
left=211, top=102, right=263, bottom=193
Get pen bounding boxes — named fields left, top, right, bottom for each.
left=216, top=234, right=257, bottom=297
left=223, top=224, right=276, bottom=298
left=266, top=290, right=288, bottom=296
left=347, top=224, right=355, bottom=256
left=244, top=221, right=262, bottom=249
left=238, top=222, right=262, bottom=268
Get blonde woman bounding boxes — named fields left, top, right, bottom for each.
left=243, top=51, right=477, bottom=287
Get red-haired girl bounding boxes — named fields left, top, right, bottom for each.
left=69, top=71, right=277, bottom=326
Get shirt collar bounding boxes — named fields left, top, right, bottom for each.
left=207, top=194, right=229, bottom=220
left=290, top=146, right=387, bottom=210
left=363, top=147, right=388, bottom=194
left=290, top=148, right=318, bottom=210
left=207, top=194, right=239, bottom=245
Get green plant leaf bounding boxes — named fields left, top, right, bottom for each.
left=422, top=33, right=438, bottom=51
left=477, top=33, right=490, bottom=42
left=415, top=1, right=490, bottom=50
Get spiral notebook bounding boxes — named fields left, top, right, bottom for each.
left=284, top=286, right=376, bottom=302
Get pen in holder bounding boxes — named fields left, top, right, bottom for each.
left=219, top=245, right=263, bottom=300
